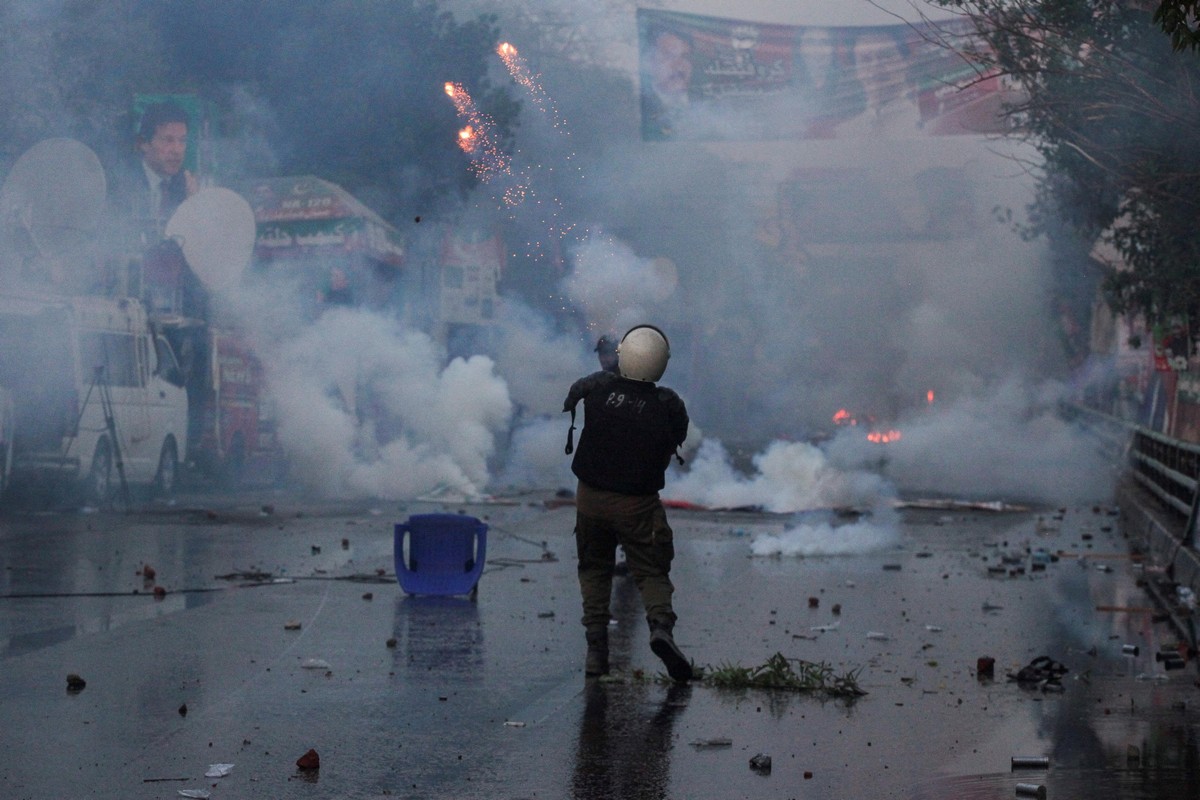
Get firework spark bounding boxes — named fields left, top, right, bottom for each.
left=444, top=81, right=510, bottom=182
left=496, top=42, right=569, bottom=133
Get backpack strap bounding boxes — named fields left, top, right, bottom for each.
left=564, top=406, right=577, bottom=455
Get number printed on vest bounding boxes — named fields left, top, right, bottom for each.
left=605, top=391, right=646, bottom=414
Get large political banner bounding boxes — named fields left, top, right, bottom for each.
left=638, top=9, right=1014, bottom=141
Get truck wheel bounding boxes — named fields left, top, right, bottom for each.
left=154, top=438, right=179, bottom=498
left=85, top=439, right=114, bottom=509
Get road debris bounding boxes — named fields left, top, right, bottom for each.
left=204, top=764, right=234, bottom=778
left=689, top=737, right=733, bottom=749
left=1010, top=657, right=1068, bottom=691
left=295, top=748, right=320, bottom=770
left=749, top=753, right=772, bottom=773
left=66, top=673, right=86, bottom=692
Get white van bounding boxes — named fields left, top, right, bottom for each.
left=0, top=292, right=188, bottom=506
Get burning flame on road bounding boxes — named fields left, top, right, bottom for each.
left=833, top=408, right=901, bottom=444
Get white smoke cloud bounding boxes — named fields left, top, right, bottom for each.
left=560, top=229, right=678, bottom=337
left=665, top=437, right=894, bottom=512
left=489, top=298, right=593, bottom=415
left=495, top=415, right=576, bottom=489
left=750, top=504, right=901, bottom=557
left=248, top=305, right=513, bottom=499
left=826, top=378, right=1116, bottom=505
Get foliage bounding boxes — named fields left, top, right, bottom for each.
left=931, top=0, right=1200, bottom=329
left=694, top=652, right=866, bottom=697
left=1155, top=1, right=1200, bottom=51
left=0, top=1, right=168, bottom=170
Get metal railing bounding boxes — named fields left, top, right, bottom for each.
left=1063, top=401, right=1200, bottom=546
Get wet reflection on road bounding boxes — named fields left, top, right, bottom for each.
left=572, top=681, right=689, bottom=799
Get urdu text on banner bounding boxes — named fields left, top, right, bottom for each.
left=637, top=9, right=1015, bottom=142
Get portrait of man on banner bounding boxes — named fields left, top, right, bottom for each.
left=636, top=9, right=1012, bottom=143
left=639, top=17, right=696, bottom=140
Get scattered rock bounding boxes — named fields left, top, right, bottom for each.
left=66, top=673, right=86, bottom=692
left=178, top=703, right=188, bottom=717
left=977, top=656, right=995, bottom=679
left=295, top=748, right=320, bottom=770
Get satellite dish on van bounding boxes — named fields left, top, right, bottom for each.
left=165, top=187, right=256, bottom=292
left=0, top=138, right=106, bottom=259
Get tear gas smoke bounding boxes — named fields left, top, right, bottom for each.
left=561, top=230, right=679, bottom=336
left=0, top=1, right=1118, bottom=511
left=496, top=415, right=575, bottom=489
left=489, top=299, right=589, bottom=415
left=750, top=505, right=901, bottom=557
left=826, top=378, right=1116, bottom=506
left=665, top=438, right=893, bottom=512
left=243, top=304, right=512, bottom=499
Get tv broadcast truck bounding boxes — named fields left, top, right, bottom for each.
left=0, top=291, right=189, bottom=506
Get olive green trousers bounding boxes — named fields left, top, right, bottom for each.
left=574, top=480, right=677, bottom=631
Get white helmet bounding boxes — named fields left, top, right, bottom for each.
left=617, top=324, right=670, bottom=382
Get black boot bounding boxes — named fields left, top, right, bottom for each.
left=649, top=620, right=693, bottom=683
left=585, top=627, right=609, bottom=677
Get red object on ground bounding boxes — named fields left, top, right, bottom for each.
left=662, top=499, right=708, bottom=510
left=296, top=749, right=320, bottom=770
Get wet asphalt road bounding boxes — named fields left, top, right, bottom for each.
left=0, top=491, right=1198, bottom=800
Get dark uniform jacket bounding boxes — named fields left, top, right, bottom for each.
left=563, top=371, right=688, bottom=495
